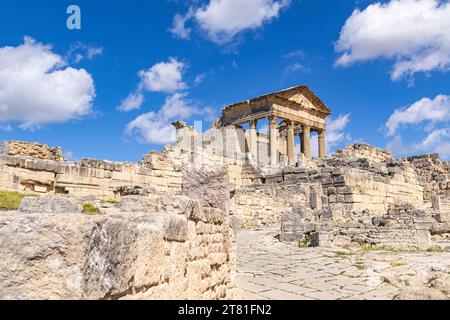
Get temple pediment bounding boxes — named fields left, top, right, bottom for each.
left=218, top=85, right=331, bottom=127
left=275, top=85, right=331, bottom=115
left=286, top=93, right=315, bottom=110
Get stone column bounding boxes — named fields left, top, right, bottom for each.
left=318, top=129, right=326, bottom=159
left=269, top=115, right=278, bottom=166
left=302, top=125, right=311, bottom=159
left=299, top=131, right=305, bottom=155
left=286, top=120, right=295, bottom=166
left=249, top=119, right=258, bottom=164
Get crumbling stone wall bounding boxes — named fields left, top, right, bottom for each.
left=278, top=145, right=450, bottom=250
left=232, top=156, right=424, bottom=228
left=1, top=141, right=64, bottom=161
left=1, top=139, right=448, bottom=253
left=0, top=143, right=183, bottom=198
left=405, top=154, right=449, bottom=201
left=332, top=164, right=423, bottom=213
left=282, top=202, right=445, bottom=250
left=330, top=203, right=434, bottom=250
left=335, top=143, right=393, bottom=162
left=0, top=193, right=234, bottom=299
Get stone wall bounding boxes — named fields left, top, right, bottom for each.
left=405, top=154, right=449, bottom=201
left=1, top=141, right=64, bottom=161
left=330, top=203, right=434, bottom=250
left=0, top=145, right=183, bottom=198
left=281, top=202, right=442, bottom=250
left=1, top=139, right=448, bottom=254
left=231, top=156, right=424, bottom=228
left=334, top=143, right=393, bottom=162
left=0, top=192, right=234, bottom=300
left=231, top=181, right=322, bottom=228
left=335, top=165, right=423, bottom=213
left=433, top=195, right=450, bottom=223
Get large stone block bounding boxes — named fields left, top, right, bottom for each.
left=19, top=196, right=82, bottom=213
left=182, top=165, right=230, bottom=213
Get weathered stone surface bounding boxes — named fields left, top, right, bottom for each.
left=163, top=214, right=188, bottom=242
left=116, top=196, right=157, bottom=213
left=236, top=226, right=450, bottom=301
left=182, top=165, right=230, bottom=213
left=0, top=194, right=234, bottom=300
left=18, top=196, right=82, bottom=213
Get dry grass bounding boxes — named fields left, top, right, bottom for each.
left=0, top=191, right=35, bottom=210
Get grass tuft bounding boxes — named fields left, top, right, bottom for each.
left=298, top=235, right=311, bottom=248
left=82, top=203, right=102, bottom=215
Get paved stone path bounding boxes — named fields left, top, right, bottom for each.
left=235, top=226, right=450, bottom=300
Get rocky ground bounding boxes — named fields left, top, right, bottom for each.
left=235, top=226, right=450, bottom=300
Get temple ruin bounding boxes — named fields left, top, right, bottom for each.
left=0, top=85, right=449, bottom=300
left=215, top=85, right=331, bottom=165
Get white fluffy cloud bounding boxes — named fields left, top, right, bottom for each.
left=385, top=95, right=450, bottom=158
left=415, top=128, right=450, bottom=157
left=118, top=91, right=145, bottom=112
left=335, top=0, right=450, bottom=80
left=385, top=94, right=450, bottom=136
left=139, top=58, right=187, bottom=93
left=119, top=58, right=186, bottom=112
left=0, top=37, right=95, bottom=129
left=327, top=114, right=352, bottom=147
left=170, top=0, right=291, bottom=44
left=125, top=93, right=200, bottom=144
left=302, top=114, right=351, bottom=158
left=170, top=10, right=194, bottom=40
left=387, top=128, right=450, bottom=158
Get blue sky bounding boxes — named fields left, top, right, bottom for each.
left=0, top=0, right=449, bottom=161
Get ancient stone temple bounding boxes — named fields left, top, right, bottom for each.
left=216, top=85, right=331, bottom=166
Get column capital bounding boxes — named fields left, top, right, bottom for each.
left=268, top=115, right=277, bottom=125
left=286, top=119, right=295, bottom=128
left=249, top=119, right=258, bottom=129
left=318, top=129, right=326, bottom=137
left=303, top=124, right=311, bottom=133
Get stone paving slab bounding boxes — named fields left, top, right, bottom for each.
left=235, top=226, right=450, bottom=300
